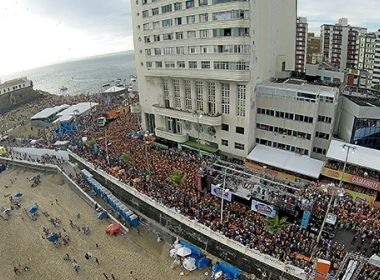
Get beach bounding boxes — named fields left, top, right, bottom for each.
left=0, top=166, right=208, bottom=280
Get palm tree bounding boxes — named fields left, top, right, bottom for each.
left=265, top=215, right=287, bottom=235
left=121, top=153, right=131, bottom=164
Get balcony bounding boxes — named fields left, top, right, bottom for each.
left=153, top=105, right=223, bottom=126
left=155, top=128, right=189, bottom=143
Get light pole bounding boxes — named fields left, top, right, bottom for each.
left=104, top=126, right=110, bottom=166
left=195, top=111, right=203, bottom=159
left=220, top=168, right=229, bottom=224
left=311, top=144, right=355, bottom=258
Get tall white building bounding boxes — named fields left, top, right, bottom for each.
left=355, top=32, right=376, bottom=89
left=373, top=30, right=380, bottom=87
left=295, top=17, right=308, bottom=73
left=321, top=18, right=367, bottom=72
left=131, top=0, right=296, bottom=158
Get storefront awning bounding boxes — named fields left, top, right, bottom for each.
left=247, top=145, right=325, bottom=179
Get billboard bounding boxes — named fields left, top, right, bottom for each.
left=251, top=199, right=276, bottom=218
left=211, top=184, right=232, bottom=202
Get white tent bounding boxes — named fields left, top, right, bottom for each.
left=104, top=86, right=125, bottom=93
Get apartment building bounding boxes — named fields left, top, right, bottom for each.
left=307, top=32, right=321, bottom=64
left=373, top=30, right=380, bottom=87
left=321, top=18, right=367, bottom=71
left=255, top=80, right=339, bottom=160
left=295, top=17, right=308, bottom=72
left=131, top=0, right=296, bottom=158
left=355, top=32, right=376, bottom=88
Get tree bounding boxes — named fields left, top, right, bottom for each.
left=121, top=153, right=131, bottom=164
left=265, top=215, right=287, bottom=235
left=170, top=170, right=183, bottom=185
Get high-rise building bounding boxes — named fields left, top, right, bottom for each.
left=307, top=32, right=321, bottom=64
left=295, top=17, right=308, bottom=72
left=321, top=18, right=367, bottom=71
left=355, top=32, right=376, bottom=88
left=131, top=0, right=296, bottom=158
left=373, top=30, right=380, bottom=88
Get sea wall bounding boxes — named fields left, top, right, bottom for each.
left=0, top=87, right=42, bottom=114
left=68, top=152, right=307, bottom=280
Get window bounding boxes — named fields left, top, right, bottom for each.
left=187, top=31, right=196, bottom=39
left=161, top=4, right=172, bottom=13
left=222, top=123, right=229, bottom=131
left=145, top=49, right=151, bottom=56
left=221, top=139, right=228, bottom=146
left=236, top=126, right=244, bottom=134
left=163, top=47, right=174, bottom=55
left=175, top=32, right=183, bottom=40
left=237, top=84, right=246, bottom=117
left=174, top=2, right=182, bottom=10
left=315, top=131, right=330, bottom=140
left=187, top=15, right=196, bottom=24
left=154, top=48, right=161, bottom=55
left=186, top=0, right=194, bottom=8
left=201, top=46, right=208, bottom=54
left=185, top=80, right=192, bottom=110
left=208, top=82, right=216, bottom=115
left=165, top=61, right=175, bottom=68
left=189, top=61, right=197, bottom=69
left=142, top=10, right=149, bottom=18
left=196, top=81, right=203, bottom=111
left=201, top=61, right=210, bottom=69
left=152, top=8, right=159, bottom=15
left=144, top=36, right=151, bottom=43
left=163, top=80, right=170, bottom=107
left=155, top=61, right=162, bottom=68
left=188, top=46, right=197, bottom=54
left=199, top=0, right=208, bottom=5
left=173, top=80, right=181, bottom=109
left=163, top=33, right=173, bottom=40
left=153, top=21, right=160, bottom=29
left=199, top=13, right=208, bottom=23
left=318, top=115, right=332, bottom=123
left=175, top=17, right=182, bottom=25
left=200, top=30, right=209, bottom=38
left=143, top=23, right=150, bottom=31
left=221, top=83, right=230, bottom=114
left=176, top=46, right=185, bottom=54
left=162, top=19, right=173, bottom=27
left=146, top=61, right=152, bottom=68
left=313, top=147, right=327, bottom=155
left=177, top=61, right=185, bottom=68
left=213, top=10, right=248, bottom=21
left=153, top=35, right=160, bottom=42
left=234, top=142, right=245, bottom=150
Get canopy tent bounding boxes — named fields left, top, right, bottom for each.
left=31, top=104, right=70, bottom=120
left=104, top=86, right=126, bottom=93
left=327, top=139, right=380, bottom=172
left=212, top=262, right=241, bottom=280
left=53, top=115, right=73, bottom=124
left=176, top=247, right=192, bottom=257
left=246, top=145, right=325, bottom=179
left=106, top=223, right=122, bottom=235
left=369, top=254, right=380, bottom=268
left=28, top=204, right=38, bottom=214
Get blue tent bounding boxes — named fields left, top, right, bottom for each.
left=212, top=262, right=241, bottom=280
left=98, top=211, right=109, bottom=220
left=14, top=192, right=23, bottom=199
left=129, top=214, right=140, bottom=228
left=47, top=233, right=60, bottom=243
left=195, top=257, right=210, bottom=269
left=28, top=204, right=39, bottom=214
left=179, top=240, right=202, bottom=259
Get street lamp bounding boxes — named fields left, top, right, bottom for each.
left=195, top=111, right=203, bottom=159
left=220, top=168, right=229, bottom=224
left=311, top=143, right=356, bottom=258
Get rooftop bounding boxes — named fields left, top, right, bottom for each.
left=0, top=77, right=29, bottom=90
left=344, top=95, right=380, bottom=107
left=327, top=139, right=380, bottom=172
left=31, top=104, right=70, bottom=120
left=57, top=102, right=98, bottom=117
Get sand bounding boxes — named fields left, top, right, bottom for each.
left=0, top=167, right=208, bottom=280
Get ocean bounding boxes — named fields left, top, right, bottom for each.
left=3, top=51, right=136, bottom=96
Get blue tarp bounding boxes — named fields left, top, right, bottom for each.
left=212, top=262, right=241, bottom=280
left=14, top=192, right=23, bottom=198
left=195, top=257, right=210, bottom=269
left=47, top=233, right=60, bottom=242
left=179, top=240, right=202, bottom=259
left=28, top=205, right=38, bottom=214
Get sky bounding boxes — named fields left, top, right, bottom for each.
left=0, top=0, right=379, bottom=76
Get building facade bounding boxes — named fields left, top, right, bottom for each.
left=255, top=80, right=339, bottom=160
left=307, top=32, right=321, bottom=64
left=321, top=18, right=367, bottom=72
left=295, top=17, right=308, bottom=73
left=131, top=0, right=296, bottom=158
left=355, top=32, right=376, bottom=88
left=0, top=77, right=33, bottom=95
left=373, top=30, right=380, bottom=87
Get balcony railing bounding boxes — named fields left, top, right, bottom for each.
left=153, top=105, right=223, bottom=126
left=155, top=128, right=189, bottom=143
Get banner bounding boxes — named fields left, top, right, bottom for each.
left=322, top=167, right=380, bottom=191
left=211, top=184, right=232, bottom=202
left=251, top=199, right=276, bottom=218
left=300, top=210, right=311, bottom=230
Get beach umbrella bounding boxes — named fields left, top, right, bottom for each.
left=176, top=247, right=192, bottom=257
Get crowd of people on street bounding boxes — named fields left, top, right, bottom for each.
left=326, top=159, right=380, bottom=181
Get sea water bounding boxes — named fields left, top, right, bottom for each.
left=4, top=51, right=135, bottom=96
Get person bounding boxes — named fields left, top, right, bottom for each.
left=95, top=257, right=99, bottom=265
left=103, top=273, right=109, bottom=280
left=13, top=266, right=19, bottom=275
left=96, top=243, right=99, bottom=248
left=77, top=213, right=81, bottom=219
left=111, top=274, right=116, bottom=280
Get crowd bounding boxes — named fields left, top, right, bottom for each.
left=326, top=160, right=380, bottom=181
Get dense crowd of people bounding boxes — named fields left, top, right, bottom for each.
left=326, top=160, right=380, bottom=181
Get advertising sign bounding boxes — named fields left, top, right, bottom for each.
left=211, top=184, right=232, bottom=202
left=300, top=210, right=311, bottom=230
left=251, top=199, right=276, bottom=218
left=322, top=167, right=380, bottom=191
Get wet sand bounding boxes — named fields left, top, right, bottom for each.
left=0, top=167, right=208, bottom=280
